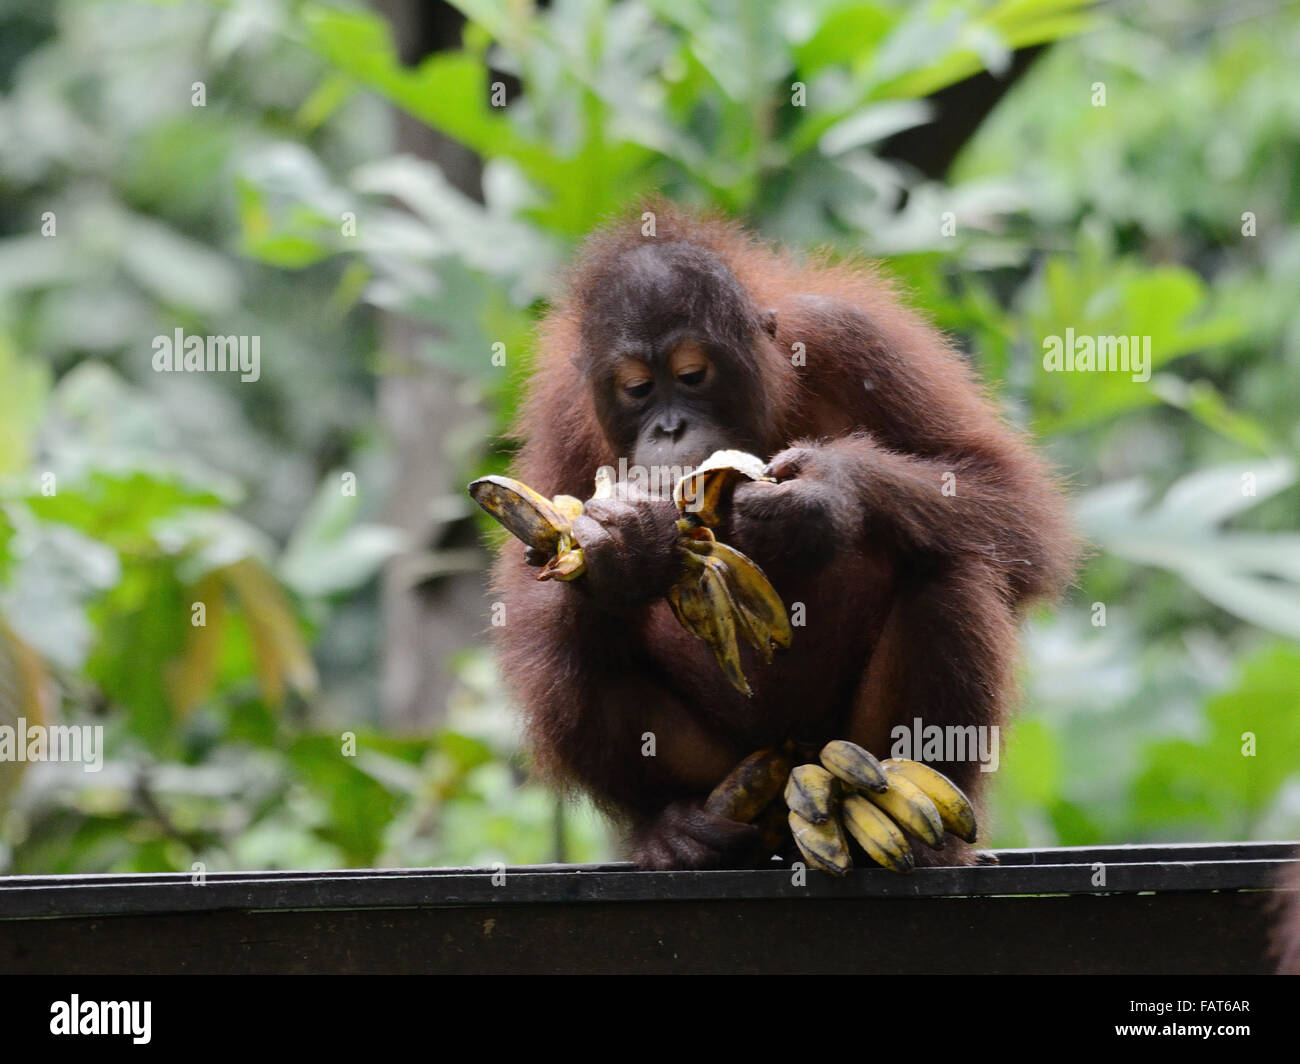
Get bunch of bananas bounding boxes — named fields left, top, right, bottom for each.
left=468, top=451, right=791, bottom=695
left=707, top=741, right=978, bottom=875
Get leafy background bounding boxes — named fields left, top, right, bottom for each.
left=0, top=0, right=1297, bottom=873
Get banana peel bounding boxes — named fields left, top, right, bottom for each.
left=673, top=449, right=772, bottom=527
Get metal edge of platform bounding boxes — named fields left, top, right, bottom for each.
left=0, top=841, right=1296, bottom=920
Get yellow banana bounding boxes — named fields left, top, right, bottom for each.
left=705, top=749, right=793, bottom=823
left=695, top=558, right=751, bottom=697
left=841, top=794, right=915, bottom=874
left=684, top=538, right=792, bottom=656
left=883, top=759, right=977, bottom=844
left=551, top=494, right=585, bottom=525
left=783, top=763, right=837, bottom=825
left=665, top=582, right=692, bottom=633
left=695, top=550, right=773, bottom=664
left=537, top=548, right=586, bottom=581
left=788, top=810, right=852, bottom=877
left=819, top=740, right=888, bottom=794
left=669, top=564, right=751, bottom=696
left=866, top=773, right=945, bottom=849
left=469, top=475, right=572, bottom=554
left=470, top=452, right=794, bottom=694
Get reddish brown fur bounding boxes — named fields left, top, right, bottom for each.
left=492, top=201, right=1079, bottom=868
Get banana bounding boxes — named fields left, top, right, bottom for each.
left=674, top=450, right=772, bottom=527
left=866, top=773, right=945, bottom=849
left=841, top=794, right=915, bottom=874
left=783, top=763, right=837, bottom=825
left=883, top=758, right=977, bottom=844
left=819, top=740, right=888, bottom=793
left=705, top=749, right=793, bottom=823
left=788, top=810, right=852, bottom=876
left=551, top=494, right=585, bottom=525
left=470, top=451, right=794, bottom=694
left=695, top=557, right=752, bottom=697
left=468, top=475, right=573, bottom=554
left=697, top=551, right=773, bottom=665
left=684, top=538, right=792, bottom=656
left=537, top=548, right=586, bottom=581
left=668, top=563, right=751, bottom=696
left=665, top=582, right=691, bottom=632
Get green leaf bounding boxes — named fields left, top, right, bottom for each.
left=290, top=733, right=403, bottom=865
left=1135, top=645, right=1300, bottom=835
left=280, top=473, right=404, bottom=598
left=1077, top=459, right=1300, bottom=638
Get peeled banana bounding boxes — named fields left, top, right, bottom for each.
left=684, top=537, right=792, bottom=659
left=468, top=452, right=791, bottom=695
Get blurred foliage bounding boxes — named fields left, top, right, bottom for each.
left=0, top=0, right=1296, bottom=874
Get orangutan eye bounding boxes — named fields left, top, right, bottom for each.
left=615, top=357, right=653, bottom=400
left=669, top=340, right=712, bottom=388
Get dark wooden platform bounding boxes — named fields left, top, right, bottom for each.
left=2, top=842, right=1295, bottom=974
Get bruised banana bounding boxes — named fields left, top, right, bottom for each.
left=467, top=475, right=587, bottom=582
left=788, top=810, right=852, bottom=877
left=702, top=748, right=796, bottom=860
left=865, top=772, right=945, bottom=850
left=777, top=745, right=975, bottom=874
left=783, top=763, right=836, bottom=825
left=703, top=745, right=976, bottom=874
left=668, top=555, right=751, bottom=696
left=819, top=740, right=888, bottom=793
left=841, top=794, right=915, bottom=874
left=468, top=476, right=573, bottom=555
left=683, top=537, right=792, bottom=661
left=883, top=758, right=977, bottom=844
left=705, top=748, right=792, bottom=822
